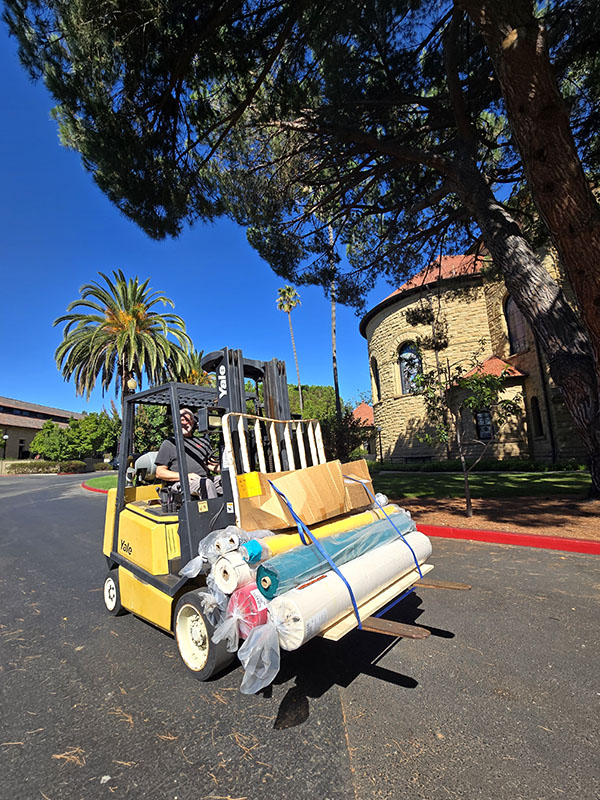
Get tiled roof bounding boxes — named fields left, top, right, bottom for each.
left=383, top=254, right=484, bottom=302
left=462, top=356, right=527, bottom=380
left=0, top=413, right=70, bottom=431
left=0, top=396, right=85, bottom=420
left=353, top=402, right=374, bottom=425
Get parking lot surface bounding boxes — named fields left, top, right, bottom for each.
left=0, top=475, right=598, bottom=799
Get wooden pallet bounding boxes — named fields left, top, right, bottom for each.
left=320, top=562, right=434, bottom=641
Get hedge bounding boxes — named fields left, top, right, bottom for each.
left=368, top=457, right=587, bottom=474
left=58, top=460, right=86, bottom=473
left=94, top=461, right=115, bottom=471
left=7, top=460, right=59, bottom=474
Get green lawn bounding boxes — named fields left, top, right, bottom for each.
left=83, top=470, right=591, bottom=499
left=372, top=470, right=591, bottom=499
left=84, top=475, right=118, bottom=490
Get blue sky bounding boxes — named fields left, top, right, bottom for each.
left=1, top=29, right=392, bottom=416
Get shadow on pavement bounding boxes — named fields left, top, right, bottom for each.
left=267, top=591, right=455, bottom=729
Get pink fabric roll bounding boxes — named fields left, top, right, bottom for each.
left=227, top=582, right=269, bottom=639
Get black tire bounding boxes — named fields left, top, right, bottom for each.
left=174, top=589, right=235, bottom=681
left=103, top=570, right=127, bottom=616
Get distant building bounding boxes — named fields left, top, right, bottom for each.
left=0, top=397, right=85, bottom=460
left=352, top=401, right=377, bottom=459
left=359, top=253, right=585, bottom=464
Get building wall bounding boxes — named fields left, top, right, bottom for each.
left=1, top=425, right=38, bottom=460
left=366, top=277, right=496, bottom=460
left=483, top=254, right=585, bottom=462
left=365, top=263, right=586, bottom=464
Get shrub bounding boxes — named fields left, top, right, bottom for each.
left=6, top=460, right=59, bottom=474
left=94, top=461, right=115, bottom=471
left=369, top=457, right=587, bottom=474
left=348, top=446, right=369, bottom=461
left=58, top=460, right=86, bottom=474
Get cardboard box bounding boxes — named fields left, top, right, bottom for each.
left=237, top=460, right=347, bottom=532
left=341, top=459, right=374, bottom=512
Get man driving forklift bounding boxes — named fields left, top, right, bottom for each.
left=155, top=407, right=221, bottom=500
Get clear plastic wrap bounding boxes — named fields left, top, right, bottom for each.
left=179, top=526, right=251, bottom=578
left=237, top=620, right=281, bottom=694
left=212, top=583, right=269, bottom=652
left=200, top=574, right=229, bottom=627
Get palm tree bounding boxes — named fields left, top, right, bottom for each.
left=276, top=285, right=303, bottom=414
left=172, top=348, right=215, bottom=386
left=54, top=270, right=192, bottom=416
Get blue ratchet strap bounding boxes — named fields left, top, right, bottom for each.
left=267, top=480, right=363, bottom=629
left=342, top=475, right=423, bottom=580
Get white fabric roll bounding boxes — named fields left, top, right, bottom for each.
left=214, top=531, right=240, bottom=555
left=213, top=551, right=256, bottom=594
left=268, top=529, right=432, bottom=651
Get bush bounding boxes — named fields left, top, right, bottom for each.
left=348, top=446, right=369, bottom=461
left=94, top=461, right=115, bottom=471
left=58, top=460, right=86, bottom=474
left=6, top=460, right=59, bottom=474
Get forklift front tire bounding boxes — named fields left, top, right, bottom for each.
left=103, top=570, right=127, bottom=616
left=174, top=590, right=235, bottom=681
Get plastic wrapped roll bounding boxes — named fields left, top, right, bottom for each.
left=214, top=530, right=240, bottom=555
left=268, top=529, right=432, bottom=651
left=227, top=583, right=269, bottom=638
left=213, top=551, right=256, bottom=594
left=257, top=512, right=416, bottom=600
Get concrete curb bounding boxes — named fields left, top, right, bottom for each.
left=81, top=482, right=109, bottom=494
left=419, top=524, right=600, bottom=555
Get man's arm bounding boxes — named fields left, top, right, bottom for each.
left=156, top=464, right=179, bottom=482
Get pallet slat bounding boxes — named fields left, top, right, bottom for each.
left=320, top=562, right=434, bottom=641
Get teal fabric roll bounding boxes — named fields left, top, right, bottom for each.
left=256, top=512, right=416, bottom=600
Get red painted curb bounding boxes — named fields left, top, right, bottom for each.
left=418, top=524, right=600, bottom=555
left=81, top=482, right=109, bottom=494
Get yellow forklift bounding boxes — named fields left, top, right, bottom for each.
left=102, top=347, right=308, bottom=679
left=102, top=347, right=450, bottom=682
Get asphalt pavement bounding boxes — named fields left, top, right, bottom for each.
left=0, top=475, right=598, bottom=800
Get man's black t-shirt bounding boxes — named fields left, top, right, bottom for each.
left=155, top=435, right=214, bottom=477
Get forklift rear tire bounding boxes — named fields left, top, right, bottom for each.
left=103, top=570, right=127, bottom=616
left=174, top=590, right=235, bottom=681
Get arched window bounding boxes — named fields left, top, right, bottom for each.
left=398, top=342, right=422, bottom=394
left=370, top=357, right=381, bottom=403
left=505, top=297, right=529, bottom=354
left=530, top=396, right=544, bottom=438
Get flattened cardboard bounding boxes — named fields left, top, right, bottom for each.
left=341, top=459, right=374, bottom=512
left=238, top=460, right=347, bottom=532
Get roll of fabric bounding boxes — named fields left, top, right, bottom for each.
left=213, top=551, right=256, bottom=594
left=227, top=582, right=269, bottom=639
left=214, top=530, right=240, bottom=555
left=268, top=529, right=432, bottom=651
left=257, top=511, right=416, bottom=600
left=243, top=503, right=401, bottom=561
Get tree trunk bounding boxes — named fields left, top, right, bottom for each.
left=454, top=412, right=473, bottom=517
left=329, top=226, right=342, bottom=425
left=288, top=312, right=303, bottom=414
left=458, top=0, right=600, bottom=379
left=454, top=155, right=600, bottom=495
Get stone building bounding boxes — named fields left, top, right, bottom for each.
left=359, top=254, right=585, bottom=464
left=0, top=397, right=85, bottom=461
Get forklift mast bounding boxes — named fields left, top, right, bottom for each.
left=201, top=348, right=291, bottom=420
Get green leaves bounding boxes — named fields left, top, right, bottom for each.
left=53, top=269, right=192, bottom=405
